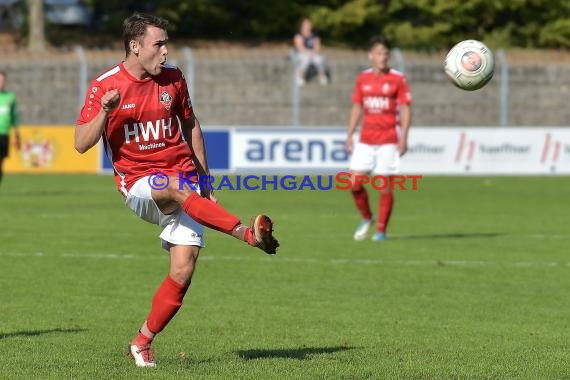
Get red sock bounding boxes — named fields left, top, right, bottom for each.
left=351, top=187, right=372, bottom=220
left=182, top=192, right=241, bottom=234
left=146, top=275, right=189, bottom=335
left=377, top=192, right=394, bottom=233
left=244, top=227, right=256, bottom=246
left=131, top=331, right=153, bottom=347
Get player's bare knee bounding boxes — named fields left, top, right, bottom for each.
left=169, top=176, right=196, bottom=204
left=170, top=264, right=195, bottom=285
left=171, top=259, right=195, bottom=282
left=152, top=178, right=193, bottom=213
left=171, top=253, right=199, bottom=285
left=170, top=245, right=200, bottom=285
left=350, top=172, right=369, bottom=192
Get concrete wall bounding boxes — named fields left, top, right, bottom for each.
left=1, top=48, right=569, bottom=127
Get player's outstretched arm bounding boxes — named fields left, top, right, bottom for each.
left=183, top=115, right=215, bottom=201
left=398, top=104, right=411, bottom=156
left=345, top=103, right=363, bottom=154
left=181, top=115, right=210, bottom=177
left=189, top=117, right=210, bottom=175
left=75, top=89, right=120, bottom=154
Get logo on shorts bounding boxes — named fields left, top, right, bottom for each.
left=160, top=90, right=173, bottom=110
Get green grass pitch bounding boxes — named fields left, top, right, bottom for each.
left=0, top=174, right=569, bottom=379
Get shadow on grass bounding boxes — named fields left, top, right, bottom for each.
left=0, top=327, right=86, bottom=340
left=237, top=346, right=356, bottom=360
left=390, top=232, right=506, bottom=240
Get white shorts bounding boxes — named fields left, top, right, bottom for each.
left=125, top=176, right=205, bottom=251
left=349, top=143, right=400, bottom=175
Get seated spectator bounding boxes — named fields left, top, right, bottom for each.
left=293, top=17, right=329, bottom=86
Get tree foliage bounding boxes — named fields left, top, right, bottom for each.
left=92, top=0, right=570, bottom=49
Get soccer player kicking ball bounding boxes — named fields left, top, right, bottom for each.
left=75, top=13, right=279, bottom=367
left=345, top=36, right=412, bottom=242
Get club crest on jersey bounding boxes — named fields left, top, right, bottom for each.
left=382, top=83, right=391, bottom=94
left=160, top=90, right=173, bottom=110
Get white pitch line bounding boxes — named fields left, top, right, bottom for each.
left=527, top=234, right=569, bottom=239
left=387, top=233, right=570, bottom=240
left=59, top=253, right=137, bottom=259
left=0, top=251, right=569, bottom=269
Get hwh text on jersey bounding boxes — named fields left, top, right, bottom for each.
left=124, top=118, right=173, bottom=144
left=363, top=96, right=389, bottom=110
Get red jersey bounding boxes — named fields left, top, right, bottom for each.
left=352, top=68, right=412, bottom=145
left=77, top=63, right=195, bottom=194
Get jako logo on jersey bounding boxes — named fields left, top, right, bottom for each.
left=363, top=96, right=389, bottom=110
left=160, top=90, right=173, bottom=110
left=121, top=103, right=136, bottom=110
left=124, top=118, right=173, bottom=143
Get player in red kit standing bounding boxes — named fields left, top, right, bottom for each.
left=75, top=13, right=278, bottom=367
left=345, top=36, right=412, bottom=242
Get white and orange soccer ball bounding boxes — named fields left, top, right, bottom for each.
left=444, top=39, right=495, bottom=91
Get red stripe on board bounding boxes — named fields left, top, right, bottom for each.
left=541, top=133, right=551, bottom=163
left=455, top=132, right=466, bottom=162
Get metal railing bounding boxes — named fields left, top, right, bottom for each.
left=1, top=46, right=569, bottom=127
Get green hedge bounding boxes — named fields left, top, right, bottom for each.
left=89, top=0, right=570, bottom=49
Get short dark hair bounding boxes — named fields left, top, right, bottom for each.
left=123, top=13, right=169, bottom=56
left=0, top=71, right=6, bottom=77
left=369, top=35, right=391, bottom=50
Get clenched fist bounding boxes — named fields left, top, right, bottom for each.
left=101, top=89, right=120, bottom=113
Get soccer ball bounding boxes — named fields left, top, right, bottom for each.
left=444, top=40, right=495, bottom=91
